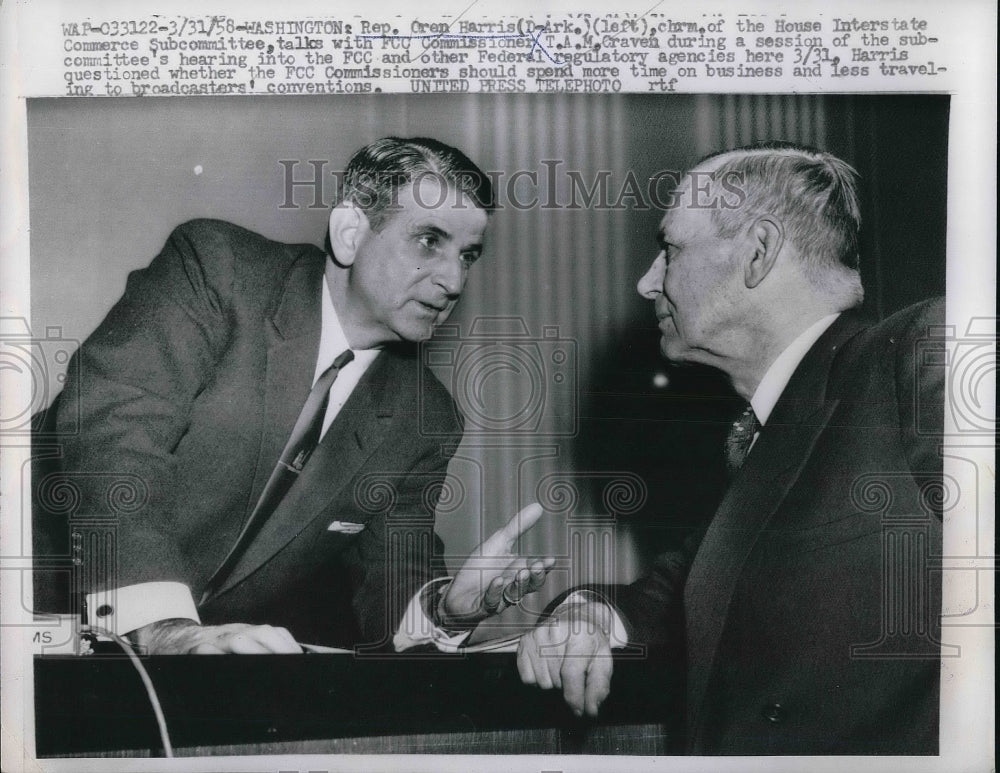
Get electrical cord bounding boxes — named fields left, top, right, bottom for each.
left=79, top=622, right=518, bottom=754
left=85, top=626, right=174, bottom=757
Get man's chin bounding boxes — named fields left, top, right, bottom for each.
left=659, top=336, right=693, bottom=364
left=394, top=319, right=437, bottom=343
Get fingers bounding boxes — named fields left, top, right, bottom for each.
left=501, top=502, right=545, bottom=544
left=478, top=557, right=553, bottom=617
left=480, top=503, right=545, bottom=557
left=517, top=625, right=556, bottom=689
left=528, top=559, right=548, bottom=589
left=249, top=624, right=302, bottom=653
left=190, top=642, right=227, bottom=654
left=527, top=556, right=555, bottom=592
left=492, top=558, right=554, bottom=613
left=515, top=607, right=615, bottom=719
left=448, top=505, right=553, bottom=622
left=505, top=568, right=532, bottom=604
left=560, top=650, right=588, bottom=714
left=583, top=638, right=614, bottom=716
left=560, top=634, right=613, bottom=717
left=481, top=575, right=507, bottom=615
left=503, top=556, right=555, bottom=605
left=499, top=556, right=557, bottom=603
left=185, top=624, right=302, bottom=654
left=516, top=641, right=537, bottom=685
left=223, top=631, right=275, bottom=654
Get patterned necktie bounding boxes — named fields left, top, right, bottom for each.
left=725, top=403, right=760, bottom=478
left=201, top=348, right=354, bottom=602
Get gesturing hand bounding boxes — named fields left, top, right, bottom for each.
left=438, top=503, right=556, bottom=629
left=516, top=600, right=615, bottom=717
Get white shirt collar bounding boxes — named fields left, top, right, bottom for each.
left=313, top=275, right=380, bottom=385
left=750, top=313, right=840, bottom=426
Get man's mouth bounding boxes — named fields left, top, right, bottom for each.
left=417, top=300, right=447, bottom=314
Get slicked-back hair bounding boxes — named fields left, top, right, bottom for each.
left=699, top=141, right=863, bottom=279
left=326, top=137, right=495, bottom=255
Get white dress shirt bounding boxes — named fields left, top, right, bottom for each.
left=88, top=278, right=447, bottom=649
left=313, top=278, right=380, bottom=437
left=750, top=312, right=840, bottom=427
left=583, top=312, right=842, bottom=647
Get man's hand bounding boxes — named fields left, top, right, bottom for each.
left=516, top=600, right=615, bottom=717
left=131, top=619, right=303, bottom=654
left=438, top=503, right=555, bottom=628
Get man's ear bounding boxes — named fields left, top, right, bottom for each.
left=327, top=202, right=367, bottom=267
left=744, top=216, right=784, bottom=288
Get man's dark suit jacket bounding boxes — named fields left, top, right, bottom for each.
left=33, top=219, right=462, bottom=648
left=611, top=298, right=945, bottom=754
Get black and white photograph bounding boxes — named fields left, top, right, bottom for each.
left=0, top=2, right=994, bottom=771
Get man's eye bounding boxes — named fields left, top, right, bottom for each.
left=418, top=234, right=440, bottom=251
left=460, top=251, right=480, bottom=265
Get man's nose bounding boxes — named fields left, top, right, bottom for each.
left=434, top=253, right=466, bottom=297
left=637, top=253, right=666, bottom=299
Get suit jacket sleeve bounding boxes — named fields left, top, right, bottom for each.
left=51, top=221, right=234, bottom=592
left=538, top=524, right=700, bottom=657
left=606, top=526, right=702, bottom=654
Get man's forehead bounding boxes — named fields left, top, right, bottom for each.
left=658, top=159, right=727, bottom=235
left=658, top=193, right=711, bottom=237
left=395, top=177, right=486, bottom=220
left=672, top=159, right=723, bottom=197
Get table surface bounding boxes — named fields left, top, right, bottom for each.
left=34, top=649, right=682, bottom=756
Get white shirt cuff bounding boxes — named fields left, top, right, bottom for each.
left=85, top=582, right=200, bottom=637
left=392, top=577, right=471, bottom=652
left=561, top=590, right=630, bottom=648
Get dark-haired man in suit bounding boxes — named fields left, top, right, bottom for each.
left=34, top=137, right=552, bottom=655
left=517, top=142, right=944, bottom=754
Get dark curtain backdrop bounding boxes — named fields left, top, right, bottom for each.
left=28, top=95, right=948, bottom=619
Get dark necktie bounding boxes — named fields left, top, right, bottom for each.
left=725, top=403, right=760, bottom=478
left=201, top=348, right=354, bottom=603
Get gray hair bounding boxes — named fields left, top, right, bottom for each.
left=699, top=141, right=864, bottom=303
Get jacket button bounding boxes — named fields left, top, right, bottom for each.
left=761, top=703, right=785, bottom=724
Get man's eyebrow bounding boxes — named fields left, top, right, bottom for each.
left=412, top=224, right=451, bottom=239
left=411, top=223, right=484, bottom=253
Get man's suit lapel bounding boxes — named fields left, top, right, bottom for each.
left=214, top=349, right=398, bottom=597
left=243, top=253, right=325, bottom=525
left=683, top=309, right=873, bottom=745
